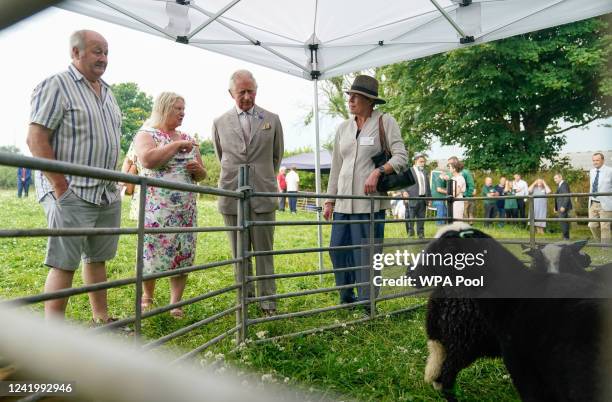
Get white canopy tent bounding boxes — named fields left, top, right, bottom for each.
left=56, top=0, right=612, bottom=80
left=52, top=0, right=612, bottom=270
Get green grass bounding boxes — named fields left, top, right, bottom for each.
left=0, top=190, right=601, bottom=401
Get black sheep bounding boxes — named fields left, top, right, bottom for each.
left=522, top=240, right=591, bottom=275
left=411, top=223, right=499, bottom=401
left=410, top=223, right=608, bottom=401
left=524, top=241, right=612, bottom=287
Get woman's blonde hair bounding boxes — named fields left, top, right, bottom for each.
left=147, top=92, right=184, bottom=129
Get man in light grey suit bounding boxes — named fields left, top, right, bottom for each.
left=213, top=70, right=284, bottom=315
left=589, top=152, right=612, bottom=243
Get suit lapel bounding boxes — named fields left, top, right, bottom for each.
left=227, top=109, right=246, bottom=150
left=249, top=106, right=264, bottom=144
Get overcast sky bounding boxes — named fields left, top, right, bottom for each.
left=1, top=7, right=610, bottom=158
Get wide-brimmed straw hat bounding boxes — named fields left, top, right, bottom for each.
left=345, top=75, right=386, bottom=104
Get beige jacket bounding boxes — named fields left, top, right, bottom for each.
left=326, top=110, right=408, bottom=214
left=213, top=105, right=284, bottom=215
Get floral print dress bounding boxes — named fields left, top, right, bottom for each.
left=138, top=128, right=197, bottom=275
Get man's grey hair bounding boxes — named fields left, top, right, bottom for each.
left=69, top=30, right=87, bottom=56
left=229, top=69, right=257, bottom=92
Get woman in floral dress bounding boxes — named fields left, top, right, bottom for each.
left=134, top=92, right=206, bottom=318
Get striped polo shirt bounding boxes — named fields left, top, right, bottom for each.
left=30, top=64, right=122, bottom=205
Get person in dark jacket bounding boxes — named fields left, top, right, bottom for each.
left=495, top=177, right=506, bottom=227
left=403, top=154, right=431, bottom=238
left=553, top=173, right=572, bottom=240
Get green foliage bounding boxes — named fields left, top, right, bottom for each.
left=199, top=139, right=216, bottom=156
left=284, top=146, right=313, bottom=158
left=291, top=170, right=329, bottom=193
left=378, top=17, right=611, bottom=172
left=0, top=145, right=21, bottom=154
left=0, top=147, right=22, bottom=189
left=111, top=82, right=153, bottom=154
left=199, top=154, right=220, bottom=188
left=304, top=76, right=351, bottom=126
left=0, top=167, right=17, bottom=189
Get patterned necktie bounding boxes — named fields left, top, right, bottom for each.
left=241, top=111, right=252, bottom=143
left=592, top=169, right=599, bottom=194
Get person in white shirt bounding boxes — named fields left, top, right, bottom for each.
left=589, top=152, right=612, bottom=243
left=513, top=174, right=529, bottom=227
left=285, top=166, right=300, bottom=213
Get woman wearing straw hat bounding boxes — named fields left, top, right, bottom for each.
left=323, top=75, right=407, bottom=313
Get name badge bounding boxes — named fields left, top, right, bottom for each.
left=359, top=137, right=374, bottom=146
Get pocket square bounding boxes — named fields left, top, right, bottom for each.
left=262, top=122, right=271, bottom=130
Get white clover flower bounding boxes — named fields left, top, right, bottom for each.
left=261, top=374, right=274, bottom=382
left=357, top=368, right=364, bottom=373
left=385, top=314, right=391, bottom=319
left=256, top=330, right=268, bottom=339
left=343, top=330, right=349, bottom=335
left=503, top=374, right=510, bottom=380
left=284, top=377, right=290, bottom=384
left=215, top=353, right=225, bottom=361
left=204, top=351, right=214, bottom=359
left=341, top=323, right=347, bottom=328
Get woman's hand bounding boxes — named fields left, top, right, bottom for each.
left=174, top=140, right=195, bottom=154
left=323, top=202, right=334, bottom=221
left=364, top=169, right=381, bottom=194
left=186, top=160, right=206, bottom=182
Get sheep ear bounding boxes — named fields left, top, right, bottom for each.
left=570, top=240, right=588, bottom=251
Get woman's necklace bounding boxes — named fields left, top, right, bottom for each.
left=158, top=128, right=180, bottom=141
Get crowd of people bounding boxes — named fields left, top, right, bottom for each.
left=403, top=154, right=611, bottom=242
left=20, top=29, right=611, bottom=324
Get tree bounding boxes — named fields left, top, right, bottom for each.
left=303, top=73, right=372, bottom=125
left=111, top=83, right=153, bottom=153
left=199, top=139, right=216, bottom=156
left=378, top=17, right=611, bottom=172
left=0, top=145, right=21, bottom=154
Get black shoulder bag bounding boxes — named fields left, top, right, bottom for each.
left=371, top=115, right=415, bottom=192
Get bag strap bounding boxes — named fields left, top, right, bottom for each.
left=378, top=114, right=391, bottom=157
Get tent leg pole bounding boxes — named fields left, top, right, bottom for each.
left=313, top=79, right=324, bottom=282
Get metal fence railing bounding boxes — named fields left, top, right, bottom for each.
left=0, top=151, right=610, bottom=358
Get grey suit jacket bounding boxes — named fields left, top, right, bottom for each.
left=213, top=105, right=284, bottom=215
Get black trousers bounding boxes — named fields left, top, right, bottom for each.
left=558, top=210, right=570, bottom=239
left=406, top=197, right=426, bottom=238
left=484, top=204, right=497, bottom=227
left=517, top=198, right=526, bottom=226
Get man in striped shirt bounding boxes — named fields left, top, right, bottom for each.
left=26, top=30, right=123, bottom=324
